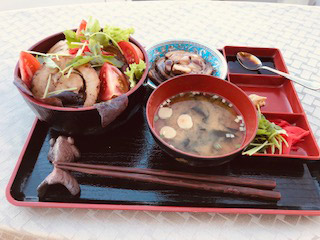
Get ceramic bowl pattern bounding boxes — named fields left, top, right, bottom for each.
left=147, top=39, right=228, bottom=80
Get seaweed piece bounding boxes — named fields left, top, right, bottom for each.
left=182, top=138, right=190, bottom=148
left=191, top=106, right=207, bottom=118
left=212, top=130, right=230, bottom=138
left=226, top=127, right=239, bottom=133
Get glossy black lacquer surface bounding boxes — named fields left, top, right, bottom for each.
left=10, top=93, right=320, bottom=210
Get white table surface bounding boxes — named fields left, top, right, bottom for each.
left=1, top=1, right=320, bottom=239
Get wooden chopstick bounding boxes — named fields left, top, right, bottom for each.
left=56, top=162, right=281, bottom=201
left=56, top=162, right=276, bottom=190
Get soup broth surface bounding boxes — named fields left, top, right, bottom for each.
left=154, top=92, right=246, bottom=157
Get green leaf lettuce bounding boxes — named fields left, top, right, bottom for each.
left=103, top=25, right=134, bottom=43
left=124, top=60, right=146, bottom=88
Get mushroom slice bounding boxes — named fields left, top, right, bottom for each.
left=160, top=126, right=177, bottom=139
left=165, top=51, right=190, bottom=62
left=148, top=68, right=163, bottom=83
left=201, top=63, right=214, bottom=75
left=155, top=57, right=171, bottom=80
left=188, top=56, right=207, bottom=73
left=177, top=114, right=193, bottom=129
left=172, top=64, right=192, bottom=75
left=77, top=64, right=100, bottom=107
left=158, top=107, right=173, bottom=119
left=178, top=55, right=191, bottom=65
left=165, top=50, right=182, bottom=59
left=164, top=59, right=173, bottom=74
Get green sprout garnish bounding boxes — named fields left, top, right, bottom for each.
left=242, top=105, right=288, bottom=156
left=46, top=87, right=78, bottom=97
left=42, top=74, right=52, bottom=99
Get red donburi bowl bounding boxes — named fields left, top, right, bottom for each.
left=14, top=32, right=149, bottom=135
left=146, top=74, right=258, bottom=167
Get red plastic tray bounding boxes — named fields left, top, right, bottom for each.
left=223, top=46, right=320, bottom=160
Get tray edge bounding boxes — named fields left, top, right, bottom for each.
left=5, top=119, right=320, bottom=215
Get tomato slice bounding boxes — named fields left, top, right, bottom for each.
left=99, top=63, right=129, bottom=101
left=68, top=46, right=91, bottom=55
left=76, top=20, right=87, bottom=37
left=69, top=41, right=92, bottom=55
left=19, top=52, right=41, bottom=89
left=118, top=41, right=144, bottom=64
left=130, top=42, right=144, bottom=61
left=69, top=48, right=79, bottom=55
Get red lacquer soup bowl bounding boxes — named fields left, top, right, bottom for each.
left=14, top=31, right=149, bottom=135
left=146, top=74, right=258, bottom=167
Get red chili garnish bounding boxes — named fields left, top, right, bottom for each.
left=69, top=40, right=112, bottom=56
left=69, top=48, right=79, bottom=55
left=271, top=119, right=309, bottom=154
left=69, top=46, right=92, bottom=55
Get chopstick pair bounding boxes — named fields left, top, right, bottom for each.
left=55, top=162, right=281, bottom=201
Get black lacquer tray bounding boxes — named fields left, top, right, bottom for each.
left=7, top=47, right=320, bottom=214
left=6, top=101, right=320, bottom=214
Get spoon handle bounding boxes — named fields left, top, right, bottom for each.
left=143, top=79, right=157, bottom=90
left=260, top=66, right=320, bottom=90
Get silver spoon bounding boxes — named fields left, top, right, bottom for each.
left=144, top=79, right=157, bottom=89
left=236, top=52, right=320, bottom=90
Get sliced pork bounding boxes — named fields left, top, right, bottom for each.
left=77, top=64, right=100, bottom=107
left=55, top=73, right=84, bottom=93
left=48, top=40, right=69, bottom=54
left=31, top=65, right=57, bottom=98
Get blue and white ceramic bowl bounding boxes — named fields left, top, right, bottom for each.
left=147, top=39, right=228, bottom=82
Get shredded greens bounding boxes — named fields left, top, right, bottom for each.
left=103, top=25, right=134, bottom=43
left=64, top=17, right=133, bottom=54
left=61, top=56, right=93, bottom=74
left=89, top=32, right=123, bottom=54
left=30, top=18, right=135, bottom=74
left=60, top=17, right=131, bottom=71
left=124, top=60, right=146, bottom=88
left=242, top=105, right=288, bottom=156
left=47, top=87, right=78, bottom=97
left=43, top=57, right=61, bottom=71
left=25, top=18, right=144, bottom=102
left=64, top=30, right=82, bottom=48
left=24, top=50, right=71, bottom=58
left=84, top=17, right=101, bottom=36
left=42, top=74, right=52, bottom=99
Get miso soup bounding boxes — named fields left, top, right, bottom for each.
left=154, top=92, right=246, bottom=157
